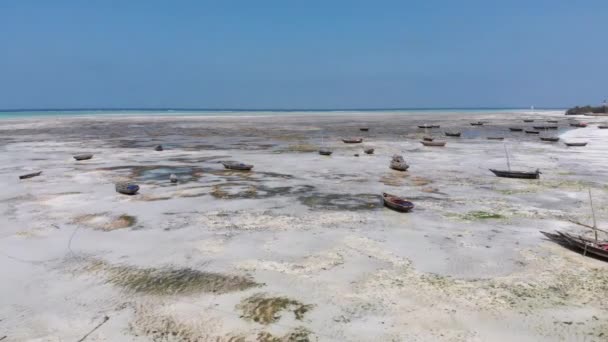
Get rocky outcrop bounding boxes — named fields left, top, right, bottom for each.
left=565, top=105, right=607, bottom=115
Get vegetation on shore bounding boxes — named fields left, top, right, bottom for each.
left=565, top=105, right=607, bottom=115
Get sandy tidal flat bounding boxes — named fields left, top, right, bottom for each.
left=1, top=111, right=607, bottom=341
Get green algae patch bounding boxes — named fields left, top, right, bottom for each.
left=83, top=259, right=260, bottom=295
left=237, top=294, right=314, bottom=325
left=257, top=327, right=313, bottom=342
left=462, top=211, right=503, bottom=220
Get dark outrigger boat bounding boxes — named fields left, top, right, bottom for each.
left=342, top=138, right=363, bottom=144
left=598, top=125, right=608, bottom=129
left=540, top=136, right=559, bottom=142
left=490, top=144, right=540, bottom=179
left=154, top=145, right=164, bottom=151
left=222, top=161, right=254, bottom=170
left=570, top=122, right=588, bottom=128
left=541, top=231, right=608, bottom=261
left=523, top=119, right=534, bottom=123
left=359, top=127, right=369, bottom=132
left=444, top=131, right=461, bottom=137
left=420, top=140, right=446, bottom=147
left=422, top=136, right=434, bottom=141
left=389, top=155, right=409, bottom=171
left=19, top=171, right=42, bottom=180
left=487, top=137, right=504, bottom=140
left=418, top=124, right=440, bottom=129
left=533, top=126, right=557, bottom=130
left=547, top=120, right=558, bottom=124
left=74, top=153, right=93, bottom=161
left=509, top=127, right=523, bottom=132
left=470, top=121, right=484, bottom=126
left=382, top=193, right=415, bottom=213
left=490, top=169, right=540, bottom=179
left=565, top=142, right=588, bottom=147
left=525, top=130, right=540, bottom=134
left=115, top=182, right=140, bottom=195
left=319, top=148, right=333, bottom=156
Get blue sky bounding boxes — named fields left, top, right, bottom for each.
left=1, top=0, right=606, bottom=109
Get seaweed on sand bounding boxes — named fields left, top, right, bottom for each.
left=237, top=293, right=314, bottom=325
left=83, top=260, right=260, bottom=295
left=257, top=327, right=314, bottom=342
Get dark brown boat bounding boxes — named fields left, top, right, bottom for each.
left=364, top=148, right=374, bottom=154
left=598, top=125, right=608, bottom=129
left=73, top=153, right=93, bottom=161
left=359, top=128, right=369, bottom=131
left=523, top=119, right=534, bottom=123
left=487, top=137, right=504, bottom=140
left=509, top=127, right=523, bottom=132
left=540, top=137, right=559, bottom=142
left=382, top=192, right=414, bottom=213
left=19, top=171, right=42, bottom=180
left=541, top=231, right=608, bottom=260
left=423, top=136, right=434, bottom=141
left=533, top=126, right=556, bottom=130
left=546, top=120, right=558, bottom=124
left=445, top=131, right=461, bottom=137
left=525, top=130, right=540, bottom=134
left=342, top=138, right=363, bottom=143
left=570, top=122, right=588, bottom=128
left=420, top=140, right=446, bottom=147
left=489, top=169, right=540, bottom=179
left=222, top=161, right=254, bottom=170
left=564, top=142, right=587, bottom=147
left=115, top=182, right=140, bottom=195
left=154, top=145, right=164, bottom=151
left=418, top=124, right=440, bottom=129
left=470, top=122, right=484, bottom=126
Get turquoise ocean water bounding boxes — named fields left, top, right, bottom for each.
left=0, top=108, right=564, bottom=120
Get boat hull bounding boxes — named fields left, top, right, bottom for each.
left=382, top=193, right=414, bottom=212
left=489, top=169, right=540, bottom=179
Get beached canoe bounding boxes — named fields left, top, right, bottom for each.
left=342, top=138, right=363, bottom=143
left=359, top=128, right=369, bottom=131
left=222, top=161, right=254, bottom=170
left=525, top=130, right=540, bottom=134
left=598, top=125, right=608, bottom=129
left=19, top=171, right=42, bottom=180
left=540, top=137, right=559, bottom=142
left=546, top=120, right=558, bottom=124
left=382, top=192, right=415, bottom=213
left=319, top=148, right=333, bottom=156
left=364, top=148, right=375, bottom=154
left=420, top=140, right=446, bottom=147
left=564, top=142, right=587, bottom=147
left=115, top=182, right=140, bottom=195
left=154, top=145, right=164, bottom=151
left=570, top=122, right=588, bottom=128
left=509, top=127, right=523, bottom=132
left=418, top=124, right=440, bottom=129
left=487, top=137, right=504, bottom=140
left=470, top=122, right=484, bottom=126
left=489, top=169, right=540, bottom=179
left=423, top=136, right=434, bottom=141
left=523, top=119, right=534, bottom=123
left=444, top=131, right=461, bottom=137
left=73, top=153, right=93, bottom=161
left=540, top=231, right=608, bottom=261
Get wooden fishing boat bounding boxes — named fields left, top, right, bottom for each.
left=19, top=171, right=42, bottom=180
left=364, top=148, right=374, bottom=155
left=420, top=140, right=446, bottom=147
left=564, top=142, right=588, bottom=147
left=533, top=126, right=547, bottom=130
left=154, top=145, right=164, bottom=151
left=222, top=161, right=254, bottom=170
left=509, top=127, right=523, bottom=132
left=489, top=169, right=540, bottom=179
left=359, top=127, right=369, bottom=131
left=547, top=120, right=558, bottom=124
left=418, top=124, right=438, bottom=129
left=570, top=122, right=588, bottom=128
left=523, top=119, right=534, bottom=123
left=73, top=153, right=93, bottom=161
left=470, top=122, right=484, bottom=126
left=598, top=125, right=608, bottom=129
left=487, top=137, right=504, bottom=140
left=390, top=155, right=409, bottom=171
left=540, top=137, right=559, bottom=142
left=318, top=148, right=333, bottom=156
left=382, top=192, right=415, bottom=213
left=115, top=182, right=140, bottom=195
left=540, top=231, right=608, bottom=260
left=444, top=131, right=461, bottom=137
left=342, top=138, right=363, bottom=143
left=423, top=136, right=434, bottom=141
left=525, top=130, right=540, bottom=134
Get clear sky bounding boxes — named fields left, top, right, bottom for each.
left=1, top=0, right=607, bottom=109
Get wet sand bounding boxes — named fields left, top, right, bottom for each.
left=1, top=111, right=607, bottom=341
